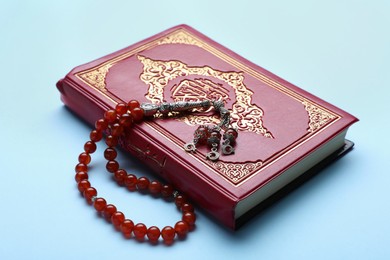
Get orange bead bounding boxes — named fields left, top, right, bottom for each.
left=83, top=187, right=97, bottom=205
left=75, top=171, right=88, bottom=183
left=133, top=223, right=147, bottom=240
left=182, top=212, right=196, bottom=226
left=115, top=103, right=128, bottom=116
left=111, top=123, right=124, bottom=136
left=111, top=211, right=125, bottom=229
left=121, top=219, right=134, bottom=236
left=104, top=109, right=117, bottom=123
left=103, top=204, right=117, bottom=222
left=149, top=181, right=162, bottom=195
left=161, top=226, right=175, bottom=242
left=131, top=107, right=144, bottom=122
left=124, top=174, right=137, bottom=191
left=147, top=226, right=160, bottom=242
left=174, top=221, right=189, bottom=236
left=127, top=100, right=140, bottom=110
left=93, top=198, right=107, bottom=212
left=105, top=135, right=118, bottom=147
left=77, top=179, right=90, bottom=193
left=90, top=130, right=103, bottom=142
left=136, top=177, right=150, bottom=190
left=104, top=148, right=117, bottom=160
left=181, top=203, right=194, bottom=213
left=161, top=184, right=174, bottom=198
left=84, top=141, right=97, bottom=153
left=175, top=195, right=187, bottom=208
left=75, top=163, right=88, bottom=173
left=95, top=118, right=108, bottom=131
left=119, top=113, right=133, bottom=128
left=194, top=126, right=209, bottom=144
left=78, top=152, right=91, bottom=165
left=106, top=160, right=119, bottom=173
left=114, top=169, right=127, bottom=185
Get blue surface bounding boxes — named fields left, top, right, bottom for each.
left=1, top=1, right=389, bottom=259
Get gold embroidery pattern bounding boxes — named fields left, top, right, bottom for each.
left=78, top=64, right=113, bottom=91
left=208, top=160, right=263, bottom=183
left=157, top=31, right=203, bottom=47
left=73, top=28, right=342, bottom=186
left=138, top=55, right=273, bottom=138
left=171, top=79, right=230, bottom=107
left=303, top=100, right=336, bottom=132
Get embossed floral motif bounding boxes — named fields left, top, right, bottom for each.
left=78, top=64, right=113, bottom=91
left=171, top=79, right=230, bottom=108
left=138, top=55, right=273, bottom=138
left=303, top=100, right=336, bottom=132
left=208, top=160, right=263, bottom=184
left=157, top=31, right=203, bottom=47
left=74, top=29, right=341, bottom=186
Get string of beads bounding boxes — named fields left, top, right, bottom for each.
left=74, top=100, right=196, bottom=244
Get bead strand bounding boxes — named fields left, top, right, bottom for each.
left=74, top=100, right=196, bottom=244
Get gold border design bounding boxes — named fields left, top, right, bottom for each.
left=157, top=31, right=203, bottom=47
left=207, top=160, right=263, bottom=183
left=78, top=64, right=113, bottom=92
left=303, top=100, right=337, bottom=132
left=75, top=28, right=341, bottom=186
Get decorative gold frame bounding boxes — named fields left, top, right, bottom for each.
left=75, top=28, right=340, bottom=186
left=138, top=55, right=273, bottom=138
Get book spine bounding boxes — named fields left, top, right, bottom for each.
left=57, top=78, right=238, bottom=229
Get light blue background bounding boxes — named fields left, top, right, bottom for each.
left=1, top=1, right=389, bottom=259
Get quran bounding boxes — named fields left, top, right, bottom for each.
left=57, top=24, right=358, bottom=229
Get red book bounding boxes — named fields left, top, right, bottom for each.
left=57, top=24, right=358, bottom=229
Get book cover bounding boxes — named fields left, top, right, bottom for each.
left=57, top=24, right=358, bottom=229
